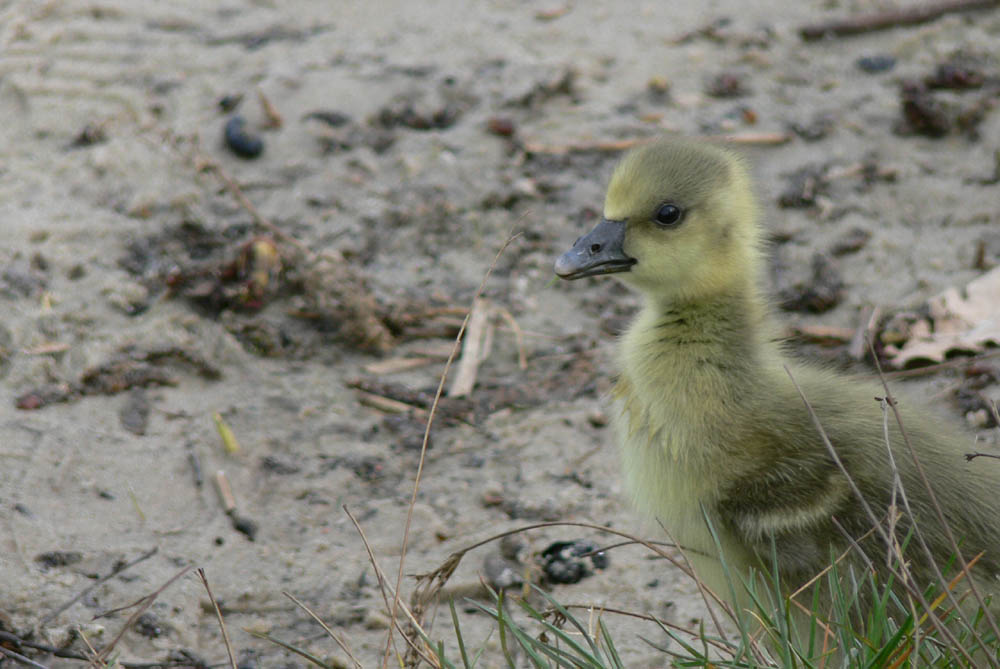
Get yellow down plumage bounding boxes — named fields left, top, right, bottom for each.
left=555, top=137, right=1000, bottom=637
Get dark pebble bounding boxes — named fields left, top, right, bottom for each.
left=224, top=116, right=264, bottom=158
left=705, top=72, right=750, bottom=98
left=856, top=55, right=896, bottom=74
left=35, top=550, right=83, bottom=570
left=135, top=612, right=164, bottom=638
left=230, top=513, right=259, bottom=541
left=218, top=94, right=244, bottom=113
left=486, top=117, right=516, bottom=137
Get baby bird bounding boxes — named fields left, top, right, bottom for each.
left=555, top=138, right=1000, bottom=626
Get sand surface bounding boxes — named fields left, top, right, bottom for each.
left=2, top=1, right=1000, bottom=666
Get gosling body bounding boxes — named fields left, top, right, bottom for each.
left=556, top=138, right=1000, bottom=616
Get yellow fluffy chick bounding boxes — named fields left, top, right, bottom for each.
left=555, top=138, right=1000, bottom=625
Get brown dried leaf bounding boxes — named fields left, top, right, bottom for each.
left=889, top=266, right=1000, bottom=366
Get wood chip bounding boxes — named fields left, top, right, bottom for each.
left=789, top=324, right=855, bottom=344
left=848, top=305, right=881, bottom=360
left=449, top=297, right=490, bottom=397
left=214, top=470, right=236, bottom=512
left=22, top=342, right=70, bottom=355
left=355, top=390, right=427, bottom=418
left=363, top=357, right=435, bottom=375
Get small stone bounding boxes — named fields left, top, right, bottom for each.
left=856, top=55, right=896, bottom=74
left=586, top=408, right=609, bottom=428
left=104, top=279, right=150, bottom=316
left=484, top=553, right=524, bottom=590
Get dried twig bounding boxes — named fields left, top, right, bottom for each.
left=197, top=569, right=238, bottom=669
left=799, top=0, right=1000, bottom=41
left=448, top=298, right=490, bottom=397
left=523, top=132, right=791, bottom=155
left=283, top=591, right=362, bottom=669
left=785, top=365, right=981, bottom=665
left=848, top=305, right=881, bottom=360
left=868, top=342, right=1000, bottom=647
left=0, top=647, right=50, bottom=669
left=384, top=231, right=522, bottom=668
left=363, top=357, right=435, bottom=375
left=965, top=451, right=1000, bottom=461
left=91, top=566, right=194, bottom=665
left=354, top=390, right=428, bottom=418
left=341, top=507, right=437, bottom=666
left=257, top=88, right=284, bottom=129
left=38, top=547, right=158, bottom=628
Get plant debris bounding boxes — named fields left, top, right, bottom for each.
left=16, top=346, right=220, bottom=410
left=885, top=265, right=1000, bottom=367
left=705, top=71, right=751, bottom=98
left=779, top=253, right=845, bottom=314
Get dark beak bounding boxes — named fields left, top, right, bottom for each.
left=554, top=218, right=636, bottom=280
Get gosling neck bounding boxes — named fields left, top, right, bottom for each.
left=626, top=276, right=770, bottom=368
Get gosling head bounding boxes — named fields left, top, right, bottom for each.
left=555, top=138, right=761, bottom=301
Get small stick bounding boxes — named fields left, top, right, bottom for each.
left=966, top=451, right=1000, bottom=461
left=187, top=448, right=204, bottom=488
left=790, top=324, right=855, bottom=345
left=799, top=0, right=1000, bottom=41
left=448, top=297, right=490, bottom=397
left=21, top=342, right=70, bottom=355
left=523, top=132, right=791, bottom=155
left=195, top=156, right=307, bottom=253
left=713, top=131, right=792, bottom=145
left=198, top=569, right=238, bottom=669
left=0, top=646, right=50, bottom=669
left=868, top=340, right=1000, bottom=645
left=39, top=547, right=159, bottom=627
left=342, top=507, right=437, bottom=666
left=363, top=357, right=435, bottom=375
left=848, top=305, right=881, bottom=360
left=215, top=470, right=236, bottom=513
left=283, top=591, right=363, bottom=669
left=785, top=365, right=976, bottom=662
left=383, top=233, right=522, bottom=668
left=257, top=88, right=283, bottom=129
left=92, top=566, right=194, bottom=664
left=494, top=306, right=529, bottom=370
left=354, top=390, right=428, bottom=418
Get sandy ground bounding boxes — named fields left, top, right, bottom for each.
left=2, top=1, right=1000, bottom=667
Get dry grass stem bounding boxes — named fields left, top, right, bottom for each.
left=283, top=591, right=362, bottom=669
left=354, top=390, right=428, bottom=418
left=447, top=297, right=490, bottom=398
left=869, top=340, right=1000, bottom=649
left=342, top=506, right=439, bottom=667
left=786, top=365, right=981, bottom=665
left=383, top=230, right=522, bottom=668
left=91, top=566, right=194, bottom=665
left=197, top=568, right=238, bottom=669
left=38, top=547, right=158, bottom=629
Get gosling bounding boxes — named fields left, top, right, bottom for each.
left=555, top=138, right=1000, bottom=624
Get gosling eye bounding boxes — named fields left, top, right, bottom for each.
left=653, top=203, right=684, bottom=228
